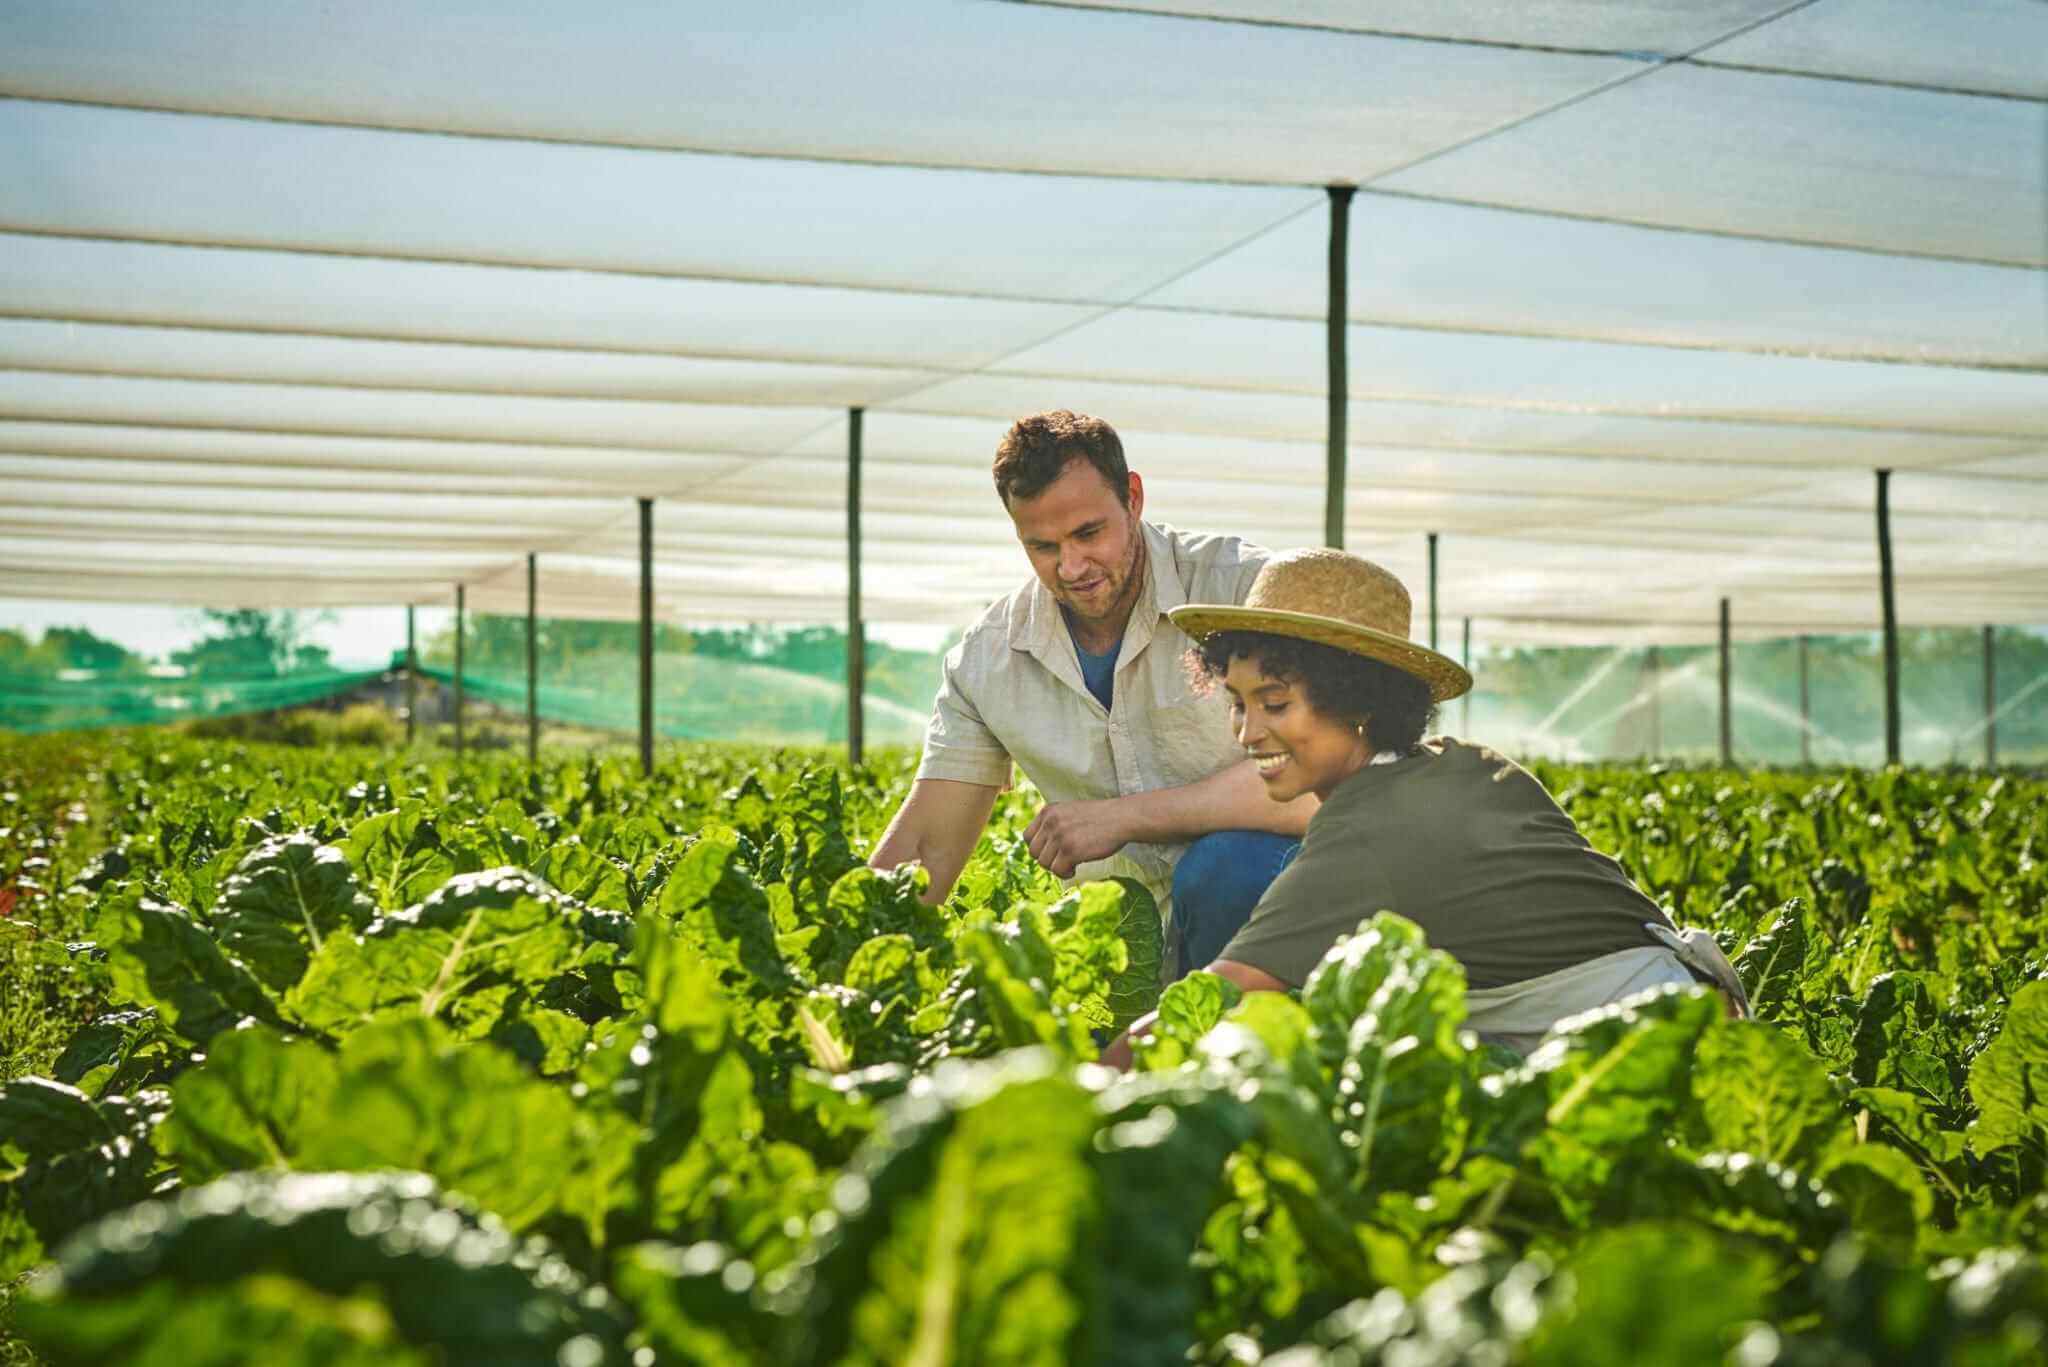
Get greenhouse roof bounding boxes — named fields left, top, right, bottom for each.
left=1, top=0, right=2044, bottom=644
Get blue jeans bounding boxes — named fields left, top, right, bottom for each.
left=1169, top=830, right=1301, bottom=980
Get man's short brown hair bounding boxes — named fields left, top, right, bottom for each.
left=992, top=410, right=1129, bottom=508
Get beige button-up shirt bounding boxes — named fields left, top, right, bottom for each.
left=916, top=521, right=1268, bottom=906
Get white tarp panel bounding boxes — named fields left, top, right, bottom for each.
left=1045, top=1, right=1801, bottom=53
left=0, top=1, right=1634, bottom=183
left=1060, top=0, right=2048, bottom=100
left=0, top=0, right=2042, bottom=644
left=1378, top=64, right=2046, bottom=265
left=1702, top=0, right=2048, bottom=100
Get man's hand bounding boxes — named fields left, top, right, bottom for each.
left=1023, top=797, right=1135, bottom=878
left=868, top=779, right=1003, bottom=905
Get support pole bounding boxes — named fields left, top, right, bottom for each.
left=847, top=407, right=866, bottom=766
left=405, top=604, right=417, bottom=746
left=1646, top=645, right=1661, bottom=759
left=1798, top=634, right=1812, bottom=765
left=1718, top=597, right=1732, bottom=766
left=638, top=497, right=654, bottom=778
left=1876, top=468, right=1900, bottom=765
left=1426, top=531, right=1439, bottom=652
left=526, top=552, right=538, bottom=769
left=1983, top=624, right=1997, bottom=768
left=454, top=585, right=465, bottom=761
left=1323, top=184, right=1355, bottom=550
left=1460, top=617, right=1471, bottom=737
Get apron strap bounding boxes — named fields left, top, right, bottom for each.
left=1643, top=922, right=1752, bottom=1020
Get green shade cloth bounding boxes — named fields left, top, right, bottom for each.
left=417, top=651, right=932, bottom=748
left=0, top=665, right=385, bottom=734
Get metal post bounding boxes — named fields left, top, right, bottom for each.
left=454, top=584, right=465, bottom=760
left=1983, top=624, right=1997, bottom=768
left=1426, top=531, right=1439, bottom=652
left=847, top=407, right=866, bottom=766
left=1876, top=469, right=1900, bottom=765
left=405, top=604, right=417, bottom=746
left=1323, top=184, right=1355, bottom=550
left=1718, top=597, right=1732, bottom=766
left=526, top=551, right=538, bottom=769
left=1646, top=644, right=1661, bottom=759
left=1798, top=634, right=1812, bottom=765
left=638, top=497, right=654, bottom=777
left=1460, top=616, right=1471, bottom=737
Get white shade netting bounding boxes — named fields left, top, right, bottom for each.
left=0, top=0, right=2041, bottom=648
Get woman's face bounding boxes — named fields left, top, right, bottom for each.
left=1222, top=653, right=1372, bottom=803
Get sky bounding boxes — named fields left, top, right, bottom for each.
left=0, top=600, right=958, bottom=667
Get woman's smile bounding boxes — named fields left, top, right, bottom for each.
left=1223, top=655, right=1372, bottom=802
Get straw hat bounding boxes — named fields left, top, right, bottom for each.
left=1169, top=548, right=1473, bottom=702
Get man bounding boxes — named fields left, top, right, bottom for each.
left=867, top=410, right=1315, bottom=977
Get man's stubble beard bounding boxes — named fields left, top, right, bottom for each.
left=1066, top=511, right=1148, bottom=635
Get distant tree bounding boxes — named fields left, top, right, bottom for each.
left=0, top=625, right=147, bottom=678
left=0, top=627, right=40, bottom=677
left=172, top=609, right=338, bottom=676
left=419, top=613, right=692, bottom=679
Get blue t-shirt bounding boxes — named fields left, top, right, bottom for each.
left=1068, top=622, right=1120, bottom=712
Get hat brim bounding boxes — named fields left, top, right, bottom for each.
left=1169, top=604, right=1473, bottom=703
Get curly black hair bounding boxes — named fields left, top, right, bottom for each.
left=1190, top=629, right=1435, bottom=754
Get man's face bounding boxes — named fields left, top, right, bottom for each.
left=1007, top=460, right=1147, bottom=631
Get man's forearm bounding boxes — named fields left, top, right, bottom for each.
left=867, top=778, right=1002, bottom=904
left=869, top=821, right=973, bottom=905
left=1111, top=759, right=1315, bottom=844
left=1023, top=762, right=1312, bottom=879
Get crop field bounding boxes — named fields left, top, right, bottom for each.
left=3, top=733, right=2048, bottom=1365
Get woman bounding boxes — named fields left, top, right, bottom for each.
left=1104, top=548, right=1744, bottom=1066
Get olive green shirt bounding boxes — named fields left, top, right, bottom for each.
left=1217, top=738, right=1668, bottom=990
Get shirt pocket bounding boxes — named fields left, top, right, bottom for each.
left=1149, top=692, right=1241, bottom=786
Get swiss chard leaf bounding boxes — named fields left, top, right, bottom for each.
left=1967, top=979, right=2048, bottom=1158
left=1299, top=913, right=1472, bottom=1194
left=0, top=1076, right=116, bottom=1162
left=296, top=1017, right=604, bottom=1234
left=1850, top=970, right=1956, bottom=1104
left=1132, top=971, right=1242, bottom=1072
left=784, top=1052, right=1102, bottom=1367
left=660, top=827, right=796, bottom=993
left=342, top=801, right=455, bottom=911
left=1693, top=1019, right=1851, bottom=1172
left=155, top=1024, right=340, bottom=1181
left=15, top=1170, right=633, bottom=1367
left=1480, top=986, right=1722, bottom=1216
left=94, top=884, right=285, bottom=1043
left=1734, top=899, right=1824, bottom=1019
left=285, top=867, right=585, bottom=1032
left=1084, top=1069, right=1262, bottom=1367
left=212, top=832, right=374, bottom=992
left=1049, top=878, right=1161, bottom=1033
left=0, top=1080, right=168, bottom=1282
left=1522, top=1223, right=1774, bottom=1366
left=612, top=1240, right=782, bottom=1365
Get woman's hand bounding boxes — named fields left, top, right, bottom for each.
left=1099, top=1010, right=1158, bottom=1070
left=1102, top=964, right=1291, bottom=1071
